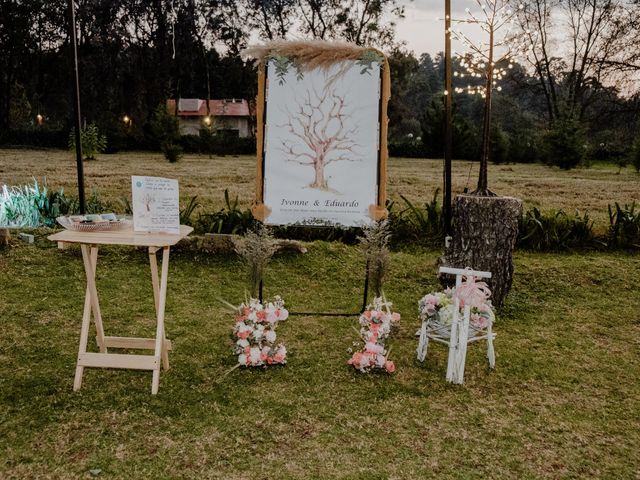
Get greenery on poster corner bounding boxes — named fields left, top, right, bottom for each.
left=357, top=50, right=384, bottom=75
left=268, top=54, right=304, bottom=85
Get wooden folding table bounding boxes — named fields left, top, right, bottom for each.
left=48, top=225, right=193, bottom=394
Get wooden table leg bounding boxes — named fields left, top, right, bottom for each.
left=149, top=247, right=170, bottom=372
left=151, top=246, right=170, bottom=394
left=83, top=246, right=107, bottom=353
left=75, top=245, right=107, bottom=390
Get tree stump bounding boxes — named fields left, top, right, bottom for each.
left=441, top=194, right=522, bottom=307
left=0, top=229, right=10, bottom=246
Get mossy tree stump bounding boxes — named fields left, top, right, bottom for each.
left=0, top=229, right=9, bottom=246
left=442, top=194, right=522, bottom=307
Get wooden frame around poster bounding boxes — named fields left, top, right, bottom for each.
left=251, top=48, right=391, bottom=227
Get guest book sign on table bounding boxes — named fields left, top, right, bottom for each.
left=132, top=176, right=180, bottom=234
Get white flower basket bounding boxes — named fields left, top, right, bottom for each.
left=57, top=216, right=132, bottom=232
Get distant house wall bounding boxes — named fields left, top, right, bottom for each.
left=178, top=118, right=204, bottom=136
left=168, top=98, right=253, bottom=138
left=177, top=116, right=251, bottom=137
left=215, top=117, right=250, bottom=137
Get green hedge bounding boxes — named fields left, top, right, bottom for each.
left=0, top=130, right=68, bottom=149
left=180, top=134, right=256, bottom=155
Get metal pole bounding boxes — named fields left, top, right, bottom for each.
left=68, top=0, right=85, bottom=214
left=444, top=0, right=453, bottom=241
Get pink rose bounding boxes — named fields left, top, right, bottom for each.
left=256, top=311, right=267, bottom=322
left=471, top=313, right=489, bottom=329
left=385, top=360, right=396, bottom=373
left=391, top=312, right=401, bottom=322
left=276, top=308, right=289, bottom=321
left=237, top=330, right=250, bottom=340
left=425, top=294, right=439, bottom=305
left=349, top=352, right=363, bottom=366
left=273, top=353, right=286, bottom=363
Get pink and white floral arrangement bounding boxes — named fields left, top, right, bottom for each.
left=418, top=283, right=494, bottom=331
left=232, top=296, right=289, bottom=367
left=348, top=297, right=400, bottom=374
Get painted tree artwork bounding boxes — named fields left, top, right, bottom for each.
left=261, top=52, right=384, bottom=227
left=278, top=78, right=360, bottom=192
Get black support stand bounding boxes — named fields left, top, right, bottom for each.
left=259, top=260, right=370, bottom=317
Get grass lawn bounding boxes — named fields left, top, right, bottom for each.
left=1, top=149, right=639, bottom=478
left=1, top=149, right=639, bottom=227
left=1, top=237, right=639, bottom=478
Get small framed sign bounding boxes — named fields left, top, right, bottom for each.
left=250, top=43, right=390, bottom=227
left=131, top=176, right=180, bottom=234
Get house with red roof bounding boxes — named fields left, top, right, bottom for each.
left=166, top=98, right=253, bottom=137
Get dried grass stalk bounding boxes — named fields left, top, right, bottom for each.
left=233, top=225, right=278, bottom=298
left=359, top=220, right=391, bottom=297
left=242, top=40, right=375, bottom=70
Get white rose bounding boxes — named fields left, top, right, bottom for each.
left=250, top=347, right=262, bottom=364
left=438, top=304, right=455, bottom=325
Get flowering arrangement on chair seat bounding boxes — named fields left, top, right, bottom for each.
left=232, top=296, right=289, bottom=367
left=348, top=297, right=400, bottom=373
left=417, top=268, right=496, bottom=382
left=418, top=282, right=495, bottom=339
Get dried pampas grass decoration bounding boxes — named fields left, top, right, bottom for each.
left=233, top=225, right=278, bottom=299
left=242, top=40, right=381, bottom=70
left=358, top=220, right=391, bottom=298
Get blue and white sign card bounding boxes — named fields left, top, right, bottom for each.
left=131, top=176, right=180, bottom=234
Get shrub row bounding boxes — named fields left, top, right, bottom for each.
left=176, top=192, right=640, bottom=251
left=2, top=182, right=638, bottom=251
left=0, top=130, right=69, bottom=149
left=179, top=134, right=256, bottom=155
left=0, top=129, right=256, bottom=156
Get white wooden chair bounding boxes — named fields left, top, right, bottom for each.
left=417, top=266, right=495, bottom=384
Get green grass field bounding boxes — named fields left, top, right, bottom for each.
left=1, top=149, right=639, bottom=226
left=1, top=150, right=640, bottom=478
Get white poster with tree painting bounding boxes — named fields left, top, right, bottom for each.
left=263, top=54, right=383, bottom=227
